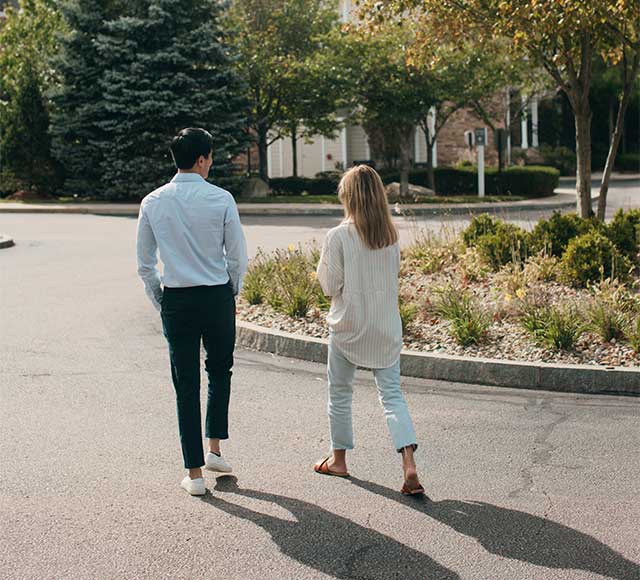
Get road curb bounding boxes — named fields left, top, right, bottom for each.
left=0, top=194, right=596, bottom=218
left=237, top=321, right=640, bottom=395
left=0, top=234, right=14, bottom=249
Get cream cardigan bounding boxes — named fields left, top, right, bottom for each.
left=316, top=223, right=403, bottom=369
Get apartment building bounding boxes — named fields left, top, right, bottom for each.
left=266, top=0, right=541, bottom=178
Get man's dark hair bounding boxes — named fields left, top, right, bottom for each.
left=169, top=128, right=214, bottom=169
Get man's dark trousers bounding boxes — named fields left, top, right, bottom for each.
left=161, top=283, right=235, bottom=469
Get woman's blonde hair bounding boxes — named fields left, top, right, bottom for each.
left=338, top=165, right=398, bottom=250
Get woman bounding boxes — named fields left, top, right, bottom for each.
left=314, top=165, right=424, bottom=495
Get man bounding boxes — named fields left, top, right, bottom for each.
left=136, top=128, right=248, bottom=496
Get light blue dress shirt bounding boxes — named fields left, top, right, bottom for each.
left=136, top=173, right=248, bottom=311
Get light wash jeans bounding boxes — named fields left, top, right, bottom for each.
left=327, top=342, right=418, bottom=452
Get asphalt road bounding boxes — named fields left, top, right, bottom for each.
left=1, top=198, right=639, bottom=579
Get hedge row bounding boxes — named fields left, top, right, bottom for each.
left=268, top=165, right=560, bottom=198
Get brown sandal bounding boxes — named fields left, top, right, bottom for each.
left=401, top=481, right=425, bottom=496
left=313, top=457, right=350, bottom=478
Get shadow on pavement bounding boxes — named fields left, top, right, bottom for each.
left=349, top=477, right=639, bottom=580
left=202, top=475, right=460, bottom=580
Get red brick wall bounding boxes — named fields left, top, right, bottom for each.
left=437, top=96, right=506, bottom=166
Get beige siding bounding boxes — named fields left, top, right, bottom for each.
left=299, top=138, right=324, bottom=177
left=324, top=135, right=344, bottom=173
left=347, top=125, right=370, bottom=164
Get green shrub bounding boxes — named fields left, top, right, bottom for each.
left=269, top=175, right=340, bottom=196
left=463, top=214, right=529, bottom=270
left=405, top=235, right=460, bottom=274
left=538, top=144, right=577, bottom=176
left=379, top=165, right=559, bottom=197
left=623, top=317, right=640, bottom=352
left=529, top=212, right=595, bottom=257
left=475, top=223, right=529, bottom=270
left=524, top=253, right=561, bottom=282
left=462, top=214, right=501, bottom=246
left=615, top=153, right=640, bottom=173
left=606, top=209, right=640, bottom=259
left=561, top=231, right=633, bottom=287
left=399, top=299, right=418, bottom=333
left=521, top=303, right=584, bottom=351
left=242, top=251, right=272, bottom=305
left=433, top=285, right=490, bottom=346
left=498, top=166, right=560, bottom=197
left=586, top=301, right=626, bottom=342
left=270, top=247, right=318, bottom=317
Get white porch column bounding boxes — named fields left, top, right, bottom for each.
left=521, top=94, right=529, bottom=149
left=267, top=139, right=273, bottom=178
left=365, top=135, right=371, bottom=160
left=414, top=127, right=421, bottom=163
left=321, top=136, right=327, bottom=172
left=279, top=138, right=284, bottom=177
left=531, top=96, right=539, bottom=148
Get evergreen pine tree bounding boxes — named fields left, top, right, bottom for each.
left=49, top=0, right=116, bottom=197
left=0, top=63, right=61, bottom=194
left=94, top=0, right=249, bottom=199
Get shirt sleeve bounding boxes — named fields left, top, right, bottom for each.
left=223, top=197, right=249, bottom=296
left=136, top=206, right=163, bottom=312
left=316, top=230, right=344, bottom=297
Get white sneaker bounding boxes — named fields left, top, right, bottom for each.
left=180, top=476, right=206, bottom=496
left=205, top=452, right=233, bottom=473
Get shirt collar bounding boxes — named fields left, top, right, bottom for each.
left=170, top=173, right=207, bottom=184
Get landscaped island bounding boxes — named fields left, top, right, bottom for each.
left=238, top=210, right=640, bottom=368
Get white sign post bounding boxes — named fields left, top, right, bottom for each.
left=475, top=128, right=487, bottom=198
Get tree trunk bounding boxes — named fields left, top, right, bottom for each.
left=598, top=75, right=637, bottom=220
left=574, top=109, right=593, bottom=218
left=399, top=131, right=412, bottom=198
left=257, top=122, right=269, bottom=183
left=290, top=121, right=298, bottom=177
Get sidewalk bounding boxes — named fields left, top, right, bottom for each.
left=0, top=193, right=592, bottom=218
left=1, top=172, right=637, bottom=218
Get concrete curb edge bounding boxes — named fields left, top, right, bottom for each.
left=237, top=321, right=639, bottom=396
left=0, top=194, right=598, bottom=218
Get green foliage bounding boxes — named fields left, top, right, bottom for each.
left=463, top=215, right=529, bottom=270
left=538, top=144, right=577, bottom=176
left=0, top=0, right=64, bottom=96
left=462, top=214, right=501, bottom=246
left=521, top=303, right=584, bottom=351
left=586, top=301, right=626, bottom=343
left=52, top=0, right=249, bottom=198
left=97, top=0, right=249, bottom=198
left=606, top=209, right=640, bottom=259
left=615, top=153, right=640, bottom=173
left=399, top=299, right=418, bottom=333
left=226, top=0, right=343, bottom=180
left=623, top=317, right=640, bottom=353
left=269, top=176, right=340, bottom=196
left=529, top=211, right=595, bottom=257
left=379, top=165, right=559, bottom=197
left=523, top=253, right=561, bottom=282
left=0, top=64, right=62, bottom=194
left=561, top=231, right=633, bottom=287
left=245, top=246, right=327, bottom=318
left=242, top=251, right=273, bottom=305
left=433, top=285, right=490, bottom=346
left=49, top=0, right=113, bottom=197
